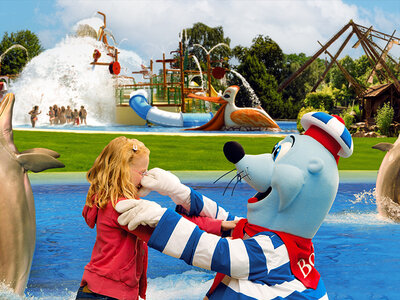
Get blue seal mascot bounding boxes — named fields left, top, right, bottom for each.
left=116, top=112, right=353, bottom=299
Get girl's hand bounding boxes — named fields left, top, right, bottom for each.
left=221, top=219, right=239, bottom=231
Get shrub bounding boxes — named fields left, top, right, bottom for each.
left=297, top=106, right=328, bottom=132
left=341, top=107, right=355, bottom=130
left=304, top=91, right=334, bottom=111
left=375, top=102, right=394, bottom=136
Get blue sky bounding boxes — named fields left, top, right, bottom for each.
left=1, top=0, right=400, bottom=63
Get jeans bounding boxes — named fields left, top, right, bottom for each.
left=75, top=286, right=119, bottom=300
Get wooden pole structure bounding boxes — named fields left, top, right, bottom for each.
left=369, top=39, right=400, bottom=68
left=179, top=42, right=186, bottom=113
left=352, top=26, right=372, bottom=49
left=366, top=30, right=396, bottom=85
left=277, top=21, right=353, bottom=92
left=320, top=44, right=365, bottom=98
left=352, top=24, right=385, bottom=84
left=353, top=25, right=400, bottom=92
left=356, top=22, right=400, bottom=44
left=162, top=53, right=167, bottom=99
left=312, top=30, right=354, bottom=92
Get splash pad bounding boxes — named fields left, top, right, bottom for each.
left=9, top=13, right=142, bottom=127
left=8, top=12, right=279, bottom=131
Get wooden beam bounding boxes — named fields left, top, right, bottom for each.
left=179, top=42, right=186, bottom=113
left=355, top=22, right=400, bottom=45
left=366, top=30, right=396, bottom=85
left=321, top=45, right=365, bottom=98
left=354, top=25, right=400, bottom=92
left=352, top=24, right=385, bottom=84
left=277, top=21, right=353, bottom=92
left=352, top=26, right=372, bottom=49
left=369, top=39, right=400, bottom=68
left=312, top=30, right=354, bottom=92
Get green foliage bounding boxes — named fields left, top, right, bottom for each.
left=375, top=102, right=394, bottom=136
left=280, top=53, right=326, bottom=118
left=340, top=107, right=356, bottom=129
left=304, top=91, right=334, bottom=111
left=177, top=23, right=231, bottom=81
left=0, top=30, right=44, bottom=75
left=231, top=54, right=284, bottom=117
left=296, top=106, right=328, bottom=132
left=231, top=35, right=293, bottom=118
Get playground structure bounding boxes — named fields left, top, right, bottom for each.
left=87, top=12, right=278, bottom=129
left=114, top=40, right=227, bottom=127
left=89, top=12, right=121, bottom=75
left=278, top=20, right=400, bottom=124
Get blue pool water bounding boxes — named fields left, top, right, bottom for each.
left=2, top=172, right=398, bottom=300
left=15, top=121, right=298, bottom=135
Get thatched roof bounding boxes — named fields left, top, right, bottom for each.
left=363, top=82, right=400, bottom=98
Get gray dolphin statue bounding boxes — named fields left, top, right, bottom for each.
left=373, top=136, right=400, bottom=222
left=0, top=93, right=65, bottom=295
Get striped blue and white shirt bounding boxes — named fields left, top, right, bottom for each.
left=148, top=189, right=328, bottom=299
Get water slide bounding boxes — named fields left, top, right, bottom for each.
left=129, top=90, right=213, bottom=127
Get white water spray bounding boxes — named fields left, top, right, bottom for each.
left=9, top=17, right=143, bottom=126
left=230, top=69, right=261, bottom=107
left=191, top=55, right=204, bottom=90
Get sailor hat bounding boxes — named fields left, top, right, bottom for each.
left=301, top=112, right=353, bottom=161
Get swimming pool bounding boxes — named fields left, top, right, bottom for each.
left=14, top=121, right=298, bottom=135
left=2, top=171, right=398, bottom=300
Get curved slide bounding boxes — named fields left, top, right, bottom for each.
left=129, top=90, right=213, bottom=127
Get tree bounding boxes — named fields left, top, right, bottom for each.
left=175, top=22, right=231, bottom=91
left=233, top=35, right=284, bottom=79
left=0, top=30, right=44, bottom=75
left=280, top=53, right=326, bottom=118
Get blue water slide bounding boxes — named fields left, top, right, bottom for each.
left=129, top=90, right=213, bottom=127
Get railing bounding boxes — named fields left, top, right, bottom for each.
left=115, top=73, right=219, bottom=114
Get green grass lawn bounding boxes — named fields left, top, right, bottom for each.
left=13, top=130, right=395, bottom=172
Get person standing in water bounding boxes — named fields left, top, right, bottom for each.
left=79, top=105, right=87, bottom=125
left=28, top=105, right=41, bottom=128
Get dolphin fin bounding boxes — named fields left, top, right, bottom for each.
left=16, top=153, right=65, bottom=173
left=20, top=148, right=61, bottom=158
left=372, top=143, right=394, bottom=152
left=272, top=164, right=304, bottom=212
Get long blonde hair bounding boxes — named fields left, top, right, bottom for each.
left=86, top=136, right=150, bottom=209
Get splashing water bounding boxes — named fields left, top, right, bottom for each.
left=325, top=188, right=394, bottom=225
left=9, top=17, right=143, bottom=126
left=351, top=188, right=376, bottom=205
left=377, top=195, right=400, bottom=222
left=230, top=69, right=261, bottom=107
left=190, top=55, right=204, bottom=90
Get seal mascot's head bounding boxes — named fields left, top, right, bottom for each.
left=223, top=112, right=353, bottom=238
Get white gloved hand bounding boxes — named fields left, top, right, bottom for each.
left=116, top=199, right=167, bottom=231
left=139, top=168, right=191, bottom=208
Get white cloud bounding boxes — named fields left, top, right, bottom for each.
left=50, top=0, right=400, bottom=62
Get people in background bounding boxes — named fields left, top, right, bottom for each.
left=28, top=106, right=41, bottom=128
left=47, top=106, right=55, bottom=125
left=79, top=106, right=87, bottom=125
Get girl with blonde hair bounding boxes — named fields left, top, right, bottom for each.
left=76, top=136, right=151, bottom=300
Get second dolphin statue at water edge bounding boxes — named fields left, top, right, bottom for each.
left=373, top=136, right=400, bottom=222
left=0, top=93, right=65, bottom=296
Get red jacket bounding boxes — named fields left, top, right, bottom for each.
left=80, top=199, right=150, bottom=300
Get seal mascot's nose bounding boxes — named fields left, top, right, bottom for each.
left=223, top=141, right=245, bottom=163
